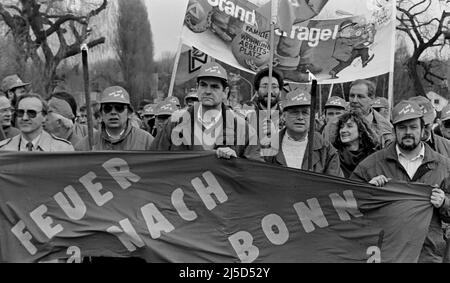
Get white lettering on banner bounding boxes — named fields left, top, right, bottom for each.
left=30, top=205, right=64, bottom=239
left=228, top=231, right=260, bottom=263
left=275, top=25, right=339, bottom=47
left=66, top=246, right=81, bottom=263
left=103, top=158, right=141, bottom=190
left=207, top=0, right=256, bottom=27
left=11, top=220, right=37, bottom=255
left=261, top=214, right=289, bottom=245
left=79, top=172, right=113, bottom=207
left=107, top=218, right=145, bottom=252
left=54, top=186, right=86, bottom=220
left=141, top=203, right=175, bottom=239
left=366, top=246, right=381, bottom=263
left=329, top=190, right=363, bottom=221
left=191, top=171, right=228, bottom=210
left=293, top=198, right=329, bottom=233
left=172, top=188, right=198, bottom=221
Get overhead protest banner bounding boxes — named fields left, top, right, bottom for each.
left=181, top=0, right=396, bottom=84
left=0, top=152, right=434, bottom=263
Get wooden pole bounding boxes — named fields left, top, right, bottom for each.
left=308, top=74, right=318, bottom=171
left=81, top=44, right=94, bottom=150
left=167, top=41, right=183, bottom=97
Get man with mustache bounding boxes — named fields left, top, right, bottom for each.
left=351, top=100, right=450, bottom=262
left=323, top=79, right=393, bottom=148
left=264, top=88, right=343, bottom=177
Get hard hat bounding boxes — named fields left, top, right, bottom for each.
left=100, top=86, right=130, bottom=104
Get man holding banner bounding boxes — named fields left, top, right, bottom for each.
left=151, top=61, right=260, bottom=160
left=351, top=100, right=450, bottom=263
left=264, top=88, right=343, bottom=177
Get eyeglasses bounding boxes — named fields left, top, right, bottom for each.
left=102, top=103, right=126, bottom=114
left=443, top=120, right=450, bottom=128
left=16, top=109, right=42, bottom=118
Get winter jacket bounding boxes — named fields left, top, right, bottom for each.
left=264, top=128, right=344, bottom=177
left=351, top=142, right=450, bottom=262
left=150, top=103, right=261, bottom=161
left=75, top=120, right=153, bottom=151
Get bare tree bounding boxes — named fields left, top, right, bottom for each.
left=397, top=0, right=450, bottom=96
left=0, top=0, right=107, bottom=95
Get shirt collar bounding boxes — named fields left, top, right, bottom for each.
left=20, top=133, right=42, bottom=150
left=197, top=104, right=222, bottom=130
left=396, top=142, right=425, bottom=161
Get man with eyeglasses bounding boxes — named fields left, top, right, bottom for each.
left=323, top=79, right=393, bottom=149
left=0, top=95, right=20, bottom=141
left=264, top=89, right=343, bottom=177
left=439, top=104, right=450, bottom=140
left=0, top=93, right=74, bottom=151
left=75, top=86, right=154, bottom=151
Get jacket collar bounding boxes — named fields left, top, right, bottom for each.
left=35, top=130, right=54, bottom=151
left=100, top=120, right=133, bottom=144
left=275, top=128, right=324, bottom=167
left=385, top=142, right=439, bottom=166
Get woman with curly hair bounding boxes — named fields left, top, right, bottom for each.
left=333, top=110, right=380, bottom=178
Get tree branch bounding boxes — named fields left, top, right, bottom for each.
left=63, top=37, right=105, bottom=59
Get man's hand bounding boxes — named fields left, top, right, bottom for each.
left=369, top=175, right=391, bottom=187
left=431, top=187, right=446, bottom=208
left=216, top=147, right=237, bottom=159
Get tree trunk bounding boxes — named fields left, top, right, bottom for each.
left=406, top=57, right=425, bottom=96
left=43, top=60, right=59, bottom=97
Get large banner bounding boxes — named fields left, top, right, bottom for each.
left=181, top=0, right=396, bottom=84
left=0, top=152, right=433, bottom=263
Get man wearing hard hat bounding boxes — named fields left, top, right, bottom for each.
left=352, top=100, right=450, bottom=263
left=151, top=62, right=260, bottom=160
left=1, top=74, right=30, bottom=107
left=75, top=86, right=154, bottom=150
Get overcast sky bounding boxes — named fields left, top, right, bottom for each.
left=145, top=0, right=188, bottom=60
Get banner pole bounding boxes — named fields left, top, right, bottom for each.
left=307, top=72, right=318, bottom=171
left=267, top=0, right=278, bottom=115
left=328, top=83, right=334, bottom=99
left=168, top=41, right=183, bottom=98
left=81, top=44, right=94, bottom=151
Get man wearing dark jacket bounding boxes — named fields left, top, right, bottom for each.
left=75, top=86, right=153, bottom=151
left=150, top=62, right=260, bottom=160
left=264, top=88, right=343, bottom=177
left=351, top=100, right=450, bottom=262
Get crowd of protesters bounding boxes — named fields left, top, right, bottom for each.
left=1, top=61, right=450, bottom=263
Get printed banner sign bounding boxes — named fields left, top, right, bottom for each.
left=175, top=45, right=211, bottom=85
left=181, top=0, right=396, bottom=84
left=0, top=152, right=432, bottom=262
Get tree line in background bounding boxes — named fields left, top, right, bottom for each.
left=0, top=0, right=449, bottom=110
